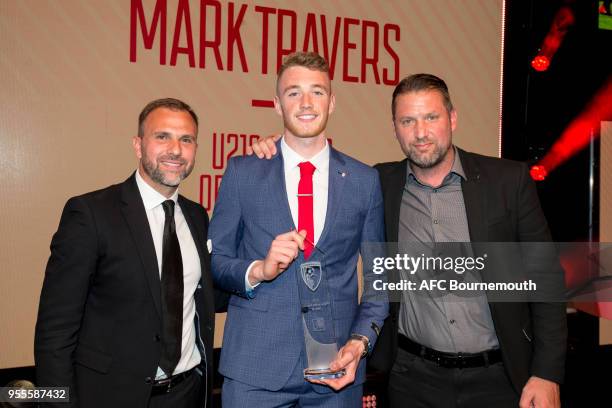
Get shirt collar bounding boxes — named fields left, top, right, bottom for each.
left=281, top=136, right=330, bottom=174
left=135, top=169, right=179, bottom=210
left=407, top=145, right=466, bottom=182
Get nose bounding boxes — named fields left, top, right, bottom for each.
left=168, top=137, right=181, bottom=156
left=415, top=120, right=427, bottom=138
left=300, top=93, right=313, bottom=110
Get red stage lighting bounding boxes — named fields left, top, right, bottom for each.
left=530, top=165, right=548, bottom=181
left=531, top=55, right=551, bottom=72
left=531, top=6, right=575, bottom=72
left=536, top=77, right=612, bottom=174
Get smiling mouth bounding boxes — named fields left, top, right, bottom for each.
left=296, top=113, right=318, bottom=121
left=160, top=160, right=184, bottom=169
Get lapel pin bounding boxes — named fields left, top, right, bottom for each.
left=338, top=170, right=347, bottom=178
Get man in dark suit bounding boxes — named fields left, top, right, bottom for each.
left=248, top=74, right=567, bottom=408
left=367, top=74, right=566, bottom=408
left=208, top=52, right=388, bottom=407
left=35, top=98, right=220, bottom=408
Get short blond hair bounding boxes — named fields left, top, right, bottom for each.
left=276, top=52, right=330, bottom=94
left=278, top=52, right=329, bottom=76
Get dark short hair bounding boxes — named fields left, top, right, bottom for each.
left=138, top=98, right=198, bottom=137
left=391, top=74, right=454, bottom=119
left=277, top=52, right=330, bottom=93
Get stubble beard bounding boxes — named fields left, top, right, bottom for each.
left=141, top=152, right=193, bottom=188
left=406, top=139, right=452, bottom=170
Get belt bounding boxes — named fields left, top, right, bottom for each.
left=398, top=334, right=502, bottom=369
left=150, top=367, right=197, bottom=395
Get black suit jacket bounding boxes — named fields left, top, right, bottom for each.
left=368, top=148, right=567, bottom=393
left=35, top=174, right=221, bottom=408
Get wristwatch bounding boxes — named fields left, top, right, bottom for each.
left=349, top=333, right=371, bottom=359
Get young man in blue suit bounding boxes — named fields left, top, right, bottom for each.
left=250, top=74, right=567, bottom=408
left=208, top=52, right=388, bottom=406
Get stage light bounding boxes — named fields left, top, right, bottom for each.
left=531, top=6, right=575, bottom=72
left=531, top=55, right=551, bottom=72
left=530, top=165, right=548, bottom=181
left=535, top=77, right=612, bottom=174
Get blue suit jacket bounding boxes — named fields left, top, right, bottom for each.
left=208, top=142, right=388, bottom=391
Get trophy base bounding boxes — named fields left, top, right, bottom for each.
left=303, top=368, right=346, bottom=381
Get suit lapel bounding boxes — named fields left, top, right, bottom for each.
left=380, top=160, right=406, bottom=317
left=458, top=149, right=495, bottom=320
left=459, top=149, right=488, bottom=243
left=179, top=198, right=214, bottom=310
left=270, top=143, right=297, bottom=232
left=120, top=174, right=162, bottom=318
left=179, top=197, right=209, bottom=268
left=383, top=159, right=408, bottom=243
left=315, top=147, right=347, bottom=250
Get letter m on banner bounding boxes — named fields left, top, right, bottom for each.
left=130, top=0, right=167, bottom=64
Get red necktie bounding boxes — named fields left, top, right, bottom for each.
left=298, top=161, right=316, bottom=259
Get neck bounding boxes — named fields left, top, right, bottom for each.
left=138, top=167, right=177, bottom=198
left=283, top=132, right=327, bottom=159
left=411, top=147, right=455, bottom=188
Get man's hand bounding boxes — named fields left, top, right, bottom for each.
left=248, top=230, right=306, bottom=286
left=246, top=134, right=281, bottom=159
left=519, top=376, right=560, bottom=408
left=307, top=339, right=365, bottom=391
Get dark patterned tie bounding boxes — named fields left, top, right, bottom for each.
left=159, top=200, right=183, bottom=376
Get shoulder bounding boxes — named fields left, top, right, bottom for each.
left=373, top=160, right=405, bottom=176
left=458, top=149, right=528, bottom=178
left=65, top=181, right=124, bottom=209
left=227, top=153, right=272, bottom=171
left=333, top=149, right=378, bottom=179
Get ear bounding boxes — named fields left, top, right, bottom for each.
left=450, top=109, right=458, bottom=132
left=392, top=118, right=399, bottom=140
left=132, top=136, right=142, bottom=160
left=273, top=95, right=283, bottom=117
left=328, top=93, right=336, bottom=115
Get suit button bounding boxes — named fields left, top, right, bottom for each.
left=154, top=334, right=161, bottom=342
left=302, top=307, right=309, bottom=313
left=145, top=377, right=153, bottom=384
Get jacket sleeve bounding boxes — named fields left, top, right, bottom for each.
left=351, top=172, right=389, bottom=349
left=208, top=158, right=255, bottom=298
left=34, top=196, right=99, bottom=406
left=516, top=163, right=567, bottom=384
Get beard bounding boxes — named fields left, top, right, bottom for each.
left=283, top=110, right=329, bottom=139
left=141, top=152, right=194, bottom=188
left=405, top=139, right=452, bottom=169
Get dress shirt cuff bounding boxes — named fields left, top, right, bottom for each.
left=244, top=261, right=261, bottom=298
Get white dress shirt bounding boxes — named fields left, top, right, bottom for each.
left=135, top=170, right=201, bottom=378
left=245, top=137, right=330, bottom=289
left=281, top=137, right=329, bottom=241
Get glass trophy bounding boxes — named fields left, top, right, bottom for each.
left=298, top=261, right=346, bottom=380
